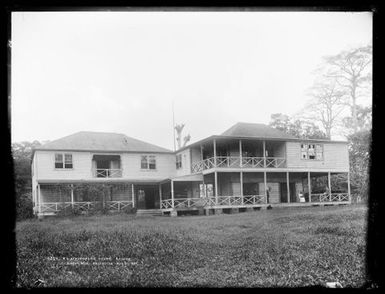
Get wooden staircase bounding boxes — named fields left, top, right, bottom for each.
left=136, top=209, right=163, bottom=217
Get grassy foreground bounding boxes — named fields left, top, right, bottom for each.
left=16, top=205, right=367, bottom=288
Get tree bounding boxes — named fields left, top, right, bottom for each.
left=269, top=113, right=328, bottom=139
left=174, top=123, right=191, bottom=149
left=304, top=79, right=347, bottom=139
left=12, top=140, right=42, bottom=219
left=322, top=45, right=372, bottom=132
left=342, top=105, right=372, bottom=133
left=347, top=129, right=371, bottom=202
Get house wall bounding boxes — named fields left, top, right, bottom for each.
left=121, top=153, right=175, bottom=180
left=34, top=151, right=93, bottom=180
left=286, top=142, right=349, bottom=171
left=191, top=147, right=201, bottom=163
left=34, top=150, right=176, bottom=181
left=175, top=148, right=192, bottom=177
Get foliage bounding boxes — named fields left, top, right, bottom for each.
left=342, top=105, right=372, bottom=135
left=304, top=79, right=347, bottom=139
left=347, top=129, right=371, bottom=202
left=269, top=113, right=328, bottom=139
left=16, top=205, right=367, bottom=287
left=12, top=141, right=42, bottom=220
left=16, top=192, right=34, bottom=221
left=321, top=45, right=372, bottom=133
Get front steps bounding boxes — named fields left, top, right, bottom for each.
left=136, top=209, right=163, bottom=217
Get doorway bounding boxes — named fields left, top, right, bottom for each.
left=280, top=183, right=296, bottom=203
left=136, top=186, right=158, bottom=209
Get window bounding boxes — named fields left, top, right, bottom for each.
left=64, top=154, right=73, bottom=168
left=300, top=143, right=323, bottom=160
left=141, top=155, right=156, bottom=170
left=176, top=154, right=182, bottom=169
left=55, top=153, right=73, bottom=168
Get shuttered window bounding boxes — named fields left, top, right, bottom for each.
left=141, top=155, right=156, bottom=170
left=55, top=153, right=73, bottom=169
left=300, top=143, right=323, bottom=160
left=176, top=154, right=182, bottom=169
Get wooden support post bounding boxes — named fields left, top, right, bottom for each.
left=286, top=172, right=290, bottom=203
left=240, top=171, right=244, bottom=205
left=347, top=172, right=351, bottom=202
left=200, top=144, right=204, bottom=161
left=171, top=180, right=175, bottom=208
left=38, top=184, right=41, bottom=214
left=239, top=139, right=243, bottom=167
left=131, top=184, right=135, bottom=208
left=308, top=172, right=312, bottom=203
left=159, top=183, right=162, bottom=209
left=213, top=139, right=217, bottom=167
left=263, top=140, right=266, bottom=167
left=214, top=171, right=218, bottom=205
left=328, top=172, right=332, bottom=201
left=264, top=171, right=267, bottom=204
left=71, top=184, right=74, bottom=209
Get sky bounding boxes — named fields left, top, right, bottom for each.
left=11, top=11, right=372, bottom=150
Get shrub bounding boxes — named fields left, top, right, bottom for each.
left=123, top=206, right=137, bottom=214
left=16, top=191, right=33, bottom=220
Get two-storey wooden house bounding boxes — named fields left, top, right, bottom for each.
left=32, top=123, right=351, bottom=217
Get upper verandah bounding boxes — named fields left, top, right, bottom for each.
left=176, top=122, right=348, bottom=153
left=31, top=122, right=348, bottom=157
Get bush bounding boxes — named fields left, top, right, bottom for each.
left=16, top=192, right=34, bottom=220
left=123, top=206, right=137, bottom=214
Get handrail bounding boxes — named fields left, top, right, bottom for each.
left=160, top=195, right=266, bottom=209
left=191, top=156, right=286, bottom=172
left=39, top=200, right=133, bottom=213
left=310, top=193, right=349, bottom=202
left=93, top=168, right=123, bottom=178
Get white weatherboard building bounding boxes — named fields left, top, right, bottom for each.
left=31, top=122, right=351, bottom=217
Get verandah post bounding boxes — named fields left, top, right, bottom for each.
left=328, top=172, right=332, bottom=202
left=159, top=183, right=162, bottom=209
left=71, top=184, right=74, bottom=209
left=38, top=184, right=41, bottom=215
left=171, top=180, right=175, bottom=208
left=214, top=171, right=218, bottom=205
left=263, top=140, right=266, bottom=168
left=264, top=171, right=267, bottom=204
left=240, top=171, right=244, bottom=205
left=131, top=184, right=135, bottom=208
left=308, top=172, right=312, bottom=203
left=347, top=171, right=351, bottom=203
left=213, top=139, right=217, bottom=168
left=239, top=139, right=243, bottom=167
left=286, top=172, right=290, bottom=203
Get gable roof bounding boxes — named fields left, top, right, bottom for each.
left=34, top=131, right=173, bottom=153
left=221, top=122, right=296, bottom=139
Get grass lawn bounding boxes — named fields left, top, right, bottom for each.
left=16, top=204, right=367, bottom=288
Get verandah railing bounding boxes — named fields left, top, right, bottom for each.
left=310, top=193, right=349, bottom=203
left=39, top=200, right=134, bottom=213
left=160, top=195, right=266, bottom=209
left=93, top=169, right=123, bottom=178
left=191, top=156, right=286, bottom=173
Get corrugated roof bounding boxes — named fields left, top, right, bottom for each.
left=221, top=122, right=296, bottom=139
left=35, top=131, right=173, bottom=153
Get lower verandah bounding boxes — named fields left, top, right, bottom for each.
left=35, top=171, right=350, bottom=215
left=160, top=171, right=351, bottom=211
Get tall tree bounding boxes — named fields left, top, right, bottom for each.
left=322, top=45, right=372, bottom=132
left=269, top=113, right=327, bottom=139
left=303, top=79, right=347, bottom=139
left=12, top=140, right=42, bottom=219
left=174, top=123, right=191, bottom=149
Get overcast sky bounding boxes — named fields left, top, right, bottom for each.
left=11, top=11, right=372, bottom=150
